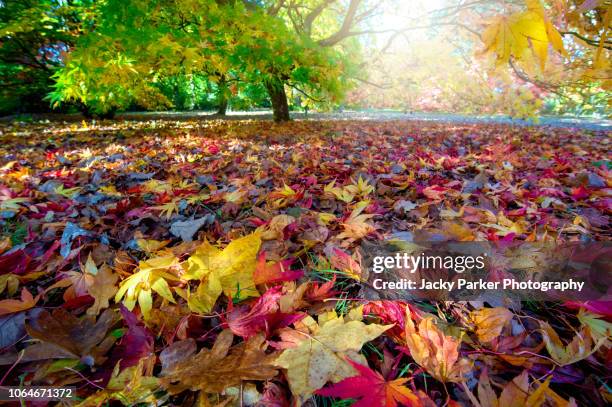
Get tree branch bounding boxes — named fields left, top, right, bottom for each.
left=266, top=0, right=286, bottom=16
left=561, top=31, right=612, bottom=50
left=286, top=82, right=324, bottom=102
left=304, top=0, right=336, bottom=36
left=351, top=76, right=393, bottom=89
left=317, top=0, right=361, bottom=47
left=508, top=58, right=568, bottom=99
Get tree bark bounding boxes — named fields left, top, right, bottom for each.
left=216, top=77, right=228, bottom=116
left=265, top=77, right=290, bottom=122
left=216, top=93, right=228, bottom=115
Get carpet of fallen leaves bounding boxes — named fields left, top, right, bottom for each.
left=0, top=118, right=610, bottom=407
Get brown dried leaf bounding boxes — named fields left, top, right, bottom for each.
left=160, top=330, right=278, bottom=394
left=26, top=308, right=119, bottom=366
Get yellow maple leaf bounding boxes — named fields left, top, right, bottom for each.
left=54, top=184, right=82, bottom=198
left=77, top=357, right=159, bottom=406
left=275, top=311, right=391, bottom=400
left=87, top=264, right=118, bottom=316
left=344, top=176, right=375, bottom=197
left=99, top=185, right=122, bottom=197
left=0, top=197, right=29, bottom=212
left=224, top=189, right=247, bottom=204
left=136, top=238, right=171, bottom=254
left=175, top=272, right=222, bottom=315
left=182, top=231, right=261, bottom=313
left=152, top=200, right=180, bottom=220
left=336, top=201, right=376, bottom=244
left=269, top=184, right=297, bottom=207
left=115, top=254, right=180, bottom=319
left=481, top=0, right=566, bottom=69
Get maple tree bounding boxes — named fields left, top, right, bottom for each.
left=46, top=0, right=353, bottom=121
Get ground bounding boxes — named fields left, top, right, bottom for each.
left=0, top=117, right=610, bottom=406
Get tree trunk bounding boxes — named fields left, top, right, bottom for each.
left=216, top=94, right=228, bottom=115
left=265, top=77, right=290, bottom=122
left=216, top=77, right=228, bottom=116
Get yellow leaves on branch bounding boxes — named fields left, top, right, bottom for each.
left=481, top=0, right=566, bottom=69
left=275, top=310, right=391, bottom=399
left=180, top=231, right=261, bottom=313
left=404, top=306, right=471, bottom=383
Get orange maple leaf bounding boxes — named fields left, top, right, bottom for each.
left=0, top=288, right=40, bottom=316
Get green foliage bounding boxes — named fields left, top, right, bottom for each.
left=0, top=0, right=93, bottom=115
left=542, top=84, right=610, bottom=117
left=155, top=74, right=217, bottom=111
left=48, top=0, right=352, bottom=115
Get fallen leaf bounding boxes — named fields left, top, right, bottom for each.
left=183, top=231, right=261, bottom=311
left=253, top=252, right=303, bottom=285
left=0, top=288, right=40, bottom=316
left=227, top=286, right=303, bottom=338
left=540, top=321, right=600, bottom=366
left=275, top=311, right=391, bottom=399
left=260, top=214, right=296, bottom=240
left=115, top=254, right=180, bottom=319
left=160, top=329, right=278, bottom=394
left=110, top=305, right=155, bottom=369
left=25, top=308, right=119, bottom=366
left=470, top=306, right=513, bottom=343
left=404, top=306, right=471, bottom=383
left=169, top=215, right=214, bottom=242
left=77, top=356, right=159, bottom=406
left=316, top=358, right=422, bottom=407
left=87, top=264, right=118, bottom=316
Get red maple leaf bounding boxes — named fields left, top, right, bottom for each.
left=227, top=286, right=303, bottom=338
left=315, top=359, right=421, bottom=407
left=253, top=252, right=303, bottom=285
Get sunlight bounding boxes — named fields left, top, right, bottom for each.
left=376, top=0, right=447, bottom=44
